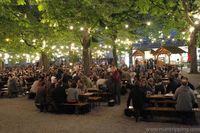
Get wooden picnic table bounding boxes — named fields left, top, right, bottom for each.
left=79, top=92, right=94, bottom=97
left=146, top=94, right=174, bottom=99
left=87, top=88, right=99, bottom=92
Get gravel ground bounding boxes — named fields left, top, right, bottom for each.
left=0, top=70, right=200, bottom=133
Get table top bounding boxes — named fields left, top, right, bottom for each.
left=79, top=92, right=94, bottom=96
left=162, top=78, right=169, bottom=80
left=87, top=88, right=99, bottom=91
left=146, top=94, right=174, bottom=99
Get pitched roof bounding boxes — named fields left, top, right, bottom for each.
left=132, top=49, right=144, bottom=56
left=154, top=46, right=186, bottom=55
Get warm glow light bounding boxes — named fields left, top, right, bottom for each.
left=69, top=63, right=73, bottom=66
left=146, top=21, right=151, bottom=26
left=42, top=40, right=46, bottom=49
left=189, top=26, right=195, bottom=33
left=69, top=26, right=74, bottom=30
left=105, top=26, right=108, bottom=30
left=193, top=13, right=200, bottom=20
left=161, top=40, right=164, bottom=42
left=20, top=39, right=24, bottom=43
left=80, top=27, right=84, bottom=31
left=182, top=32, right=186, bottom=35
left=71, top=43, right=75, bottom=47
left=139, top=39, right=143, bottom=42
left=167, top=36, right=170, bottom=39
left=125, top=24, right=129, bottom=28
left=194, top=21, right=199, bottom=25
left=51, top=45, right=56, bottom=49
left=5, top=38, right=10, bottom=42
left=4, top=53, right=9, bottom=59
left=60, top=46, right=64, bottom=49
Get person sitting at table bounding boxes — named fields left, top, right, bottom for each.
left=154, top=78, right=165, bottom=94
left=96, top=77, right=108, bottom=92
left=66, top=80, right=79, bottom=103
left=52, top=79, right=66, bottom=105
left=147, top=78, right=155, bottom=93
left=140, top=78, right=153, bottom=95
left=7, top=74, right=18, bottom=98
left=77, top=79, right=86, bottom=94
left=62, top=69, right=72, bottom=89
left=46, top=76, right=59, bottom=113
left=35, top=77, right=47, bottom=112
left=174, top=77, right=197, bottom=124
left=166, top=76, right=179, bottom=94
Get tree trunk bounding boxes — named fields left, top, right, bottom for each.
left=89, top=48, right=92, bottom=65
left=111, top=31, right=118, bottom=67
left=112, top=44, right=118, bottom=67
left=83, top=48, right=90, bottom=76
left=129, top=47, right=133, bottom=67
left=40, top=52, right=49, bottom=72
left=189, top=29, right=198, bottom=73
left=82, top=28, right=91, bottom=76
left=0, top=59, right=4, bottom=71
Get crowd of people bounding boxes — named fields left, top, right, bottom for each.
left=126, top=62, right=198, bottom=123
left=0, top=61, right=199, bottom=117
left=0, top=63, right=124, bottom=112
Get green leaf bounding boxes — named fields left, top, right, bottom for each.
left=17, top=0, right=26, bottom=5
left=38, top=4, right=44, bottom=11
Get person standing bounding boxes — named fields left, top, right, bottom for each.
left=111, top=66, right=121, bottom=105
left=174, top=77, right=196, bottom=124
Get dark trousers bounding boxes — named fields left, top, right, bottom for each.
left=178, top=111, right=196, bottom=124
left=113, top=82, right=121, bottom=105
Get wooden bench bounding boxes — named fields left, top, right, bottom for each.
left=149, top=100, right=177, bottom=104
left=144, top=107, right=200, bottom=112
left=144, top=107, right=200, bottom=124
left=88, top=96, right=102, bottom=107
left=35, top=102, right=90, bottom=114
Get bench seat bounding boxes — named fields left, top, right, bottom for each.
left=149, top=100, right=176, bottom=104
left=145, top=107, right=200, bottom=112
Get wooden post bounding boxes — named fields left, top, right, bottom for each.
left=179, top=53, right=182, bottom=64
left=168, top=54, right=171, bottom=64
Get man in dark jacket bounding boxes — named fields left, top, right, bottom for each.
left=127, top=80, right=147, bottom=120
left=166, top=77, right=179, bottom=93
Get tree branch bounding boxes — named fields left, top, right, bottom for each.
left=149, top=0, right=166, bottom=10
left=20, top=33, right=37, bottom=49
left=181, top=0, right=194, bottom=26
